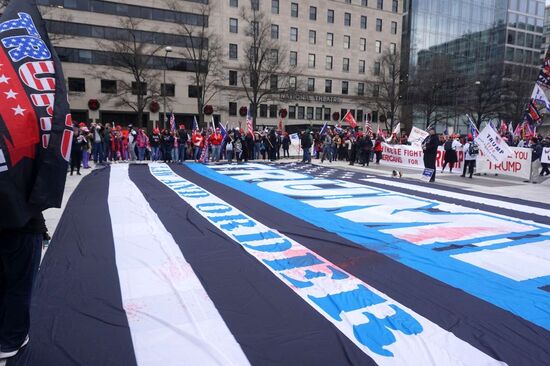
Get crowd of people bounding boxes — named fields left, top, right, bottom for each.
left=69, top=121, right=549, bottom=184
left=69, top=122, right=293, bottom=174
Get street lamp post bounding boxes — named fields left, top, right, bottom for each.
left=163, top=46, right=173, bottom=130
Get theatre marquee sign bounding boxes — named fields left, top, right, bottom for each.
left=279, top=92, right=341, bottom=104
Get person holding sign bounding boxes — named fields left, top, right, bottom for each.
left=539, top=136, right=550, bottom=177
left=422, top=128, right=440, bottom=182
left=461, top=135, right=479, bottom=179
left=526, top=137, right=543, bottom=184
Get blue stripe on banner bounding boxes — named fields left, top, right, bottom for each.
left=147, top=164, right=506, bottom=366
left=188, top=163, right=550, bottom=332
left=176, top=164, right=550, bottom=366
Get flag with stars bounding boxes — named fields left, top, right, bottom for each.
left=0, top=0, right=73, bottom=230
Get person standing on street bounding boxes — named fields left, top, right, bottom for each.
left=127, top=124, right=138, bottom=161
left=461, top=135, right=478, bottom=178
left=422, top=128, right=440, bottom=182
left=540, top=136, right=550, bottom=177
left=301, top=129, right=313, bottom=163
left=526, top=137, right=543, bottom=184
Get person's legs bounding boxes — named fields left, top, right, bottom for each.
left=468, top=160, right=475, bottom=178
left=449, top=162, right=454, bottom=173
left=441, top=161, right=447, bottom=172
left=0, top=232, right=41, bottom=353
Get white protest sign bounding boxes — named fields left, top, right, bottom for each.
left=474, top=125, right=513, bottom=164
left=542, top=147, right=550, bottom=164
left=380, top=144, right=463, bottom=170
left=408, top=127, right=429, bottom=148
left=476, top=147, right=532, bottom=180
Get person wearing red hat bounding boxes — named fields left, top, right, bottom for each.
left=209, top=128, right=223, bottom=162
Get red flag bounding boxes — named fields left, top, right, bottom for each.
left=278, top=118, right=283, bottom=132
left=500, top=120, right=507, bottom=133
left=343, top=111, right=357, bottom=128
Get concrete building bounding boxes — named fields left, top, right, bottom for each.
left=401, top=0, right=545, bottom=133
left=33, top=0, right=403, bottom=131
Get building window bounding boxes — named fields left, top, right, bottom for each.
left=272, top=0, right=279, bottom=14
left=357, top=110, right=363, bottom=122
left=343, top=58, right=350, bottom=72
left=307, top=77, right=315, bottom=92
left=269, top=105, right=278, bottom=118
left=309, top=6, right=317, bottom=21
left=315, top=107, right=322, bottom=120
left=373, top=84, right=379, bottom=97
left=362, top=0, right=368, bottom=6
left=270, top=49, right=279, bottom=63
left=308, top=53, right=316, bottom=68
left=344, top=35, right=351, bottom=49
left=68, top=77, right=85, bottom=92
left=375, top=40, right=381, bottom=53
left=260, top=104, right=268, bottom=118
left=374, top=61, right=381, bottom=75
left=290, top=27, right=298, bottom=41
left=131, top=82, right=147, bottom=95
left=161, top=83, right=175, bottom=97
left=230, top=0, right=238, bottom=7
left=229, top=44, right=238, bottom=59
left=344, top=13, right=351, bottom=26
left=327, top=9, right=334, bottom=23
left=229, top=18, right=238, bottom=33
left=326, top=55, right=333, bottom=70
left=289, top=76, right=297, bottom=89
left=361, top=16, right=367, bottom=29
left=307, top=107, right=314, bottom=120
left=271, top=24, right=279, bottom=39
left=251, top=0, right=259, bottom=10
left=309, top=30, right=316, bottom=45
left=327, top=32, right=334, bottom=46
left=298, top=106, right=305, bottom=119
left=325, top=79, right=332, bottom=93
left=100, top=79, right=116, bottom=93
left=270, top=75, right=278, bottom=89
left=324, top=107, right=331, bottom=120
left=391, top=21, right=397, bottom=34
left=376, top=18, right=382, bottom=32
left=377, top=0, right=383, bottom=10
left=359, top=59, right=365, bottom=73
left=390, top=42, right=396, bottom=54
left=229, top=70, right=238, bottom=86
left=291, top=3, right=298, bottom=17
left=229, top=102, right=237, bottom=116
left=360, top=38, right=366, bottom=51
left=289, top=105, right=296, bottom=119
left=290, top=51, right=297, bottom=66
left=341, top=81, right=349, bottom=95
left=358, top=82, right=365, bottom=96
left=392, top=0, right=398, bottom=12
left=345, top=0, right=351, bottom=3
left=188, top=85, right=200, bottom=98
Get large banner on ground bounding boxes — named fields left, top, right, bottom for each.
left=381, top=143, right=463, bottom=170
left=476, top=147, right=532, bottom=179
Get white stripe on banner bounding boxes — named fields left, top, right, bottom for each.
left=150, top=163, right=506, bottom=366
left=108, top=165, right=249, bottom=366
left=361, top=178, right=550, bottom=218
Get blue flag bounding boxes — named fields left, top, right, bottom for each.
left=319, top=121, right=328, bottom=136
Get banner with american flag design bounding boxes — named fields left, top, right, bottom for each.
left=0, top=0, right=73, bottom=230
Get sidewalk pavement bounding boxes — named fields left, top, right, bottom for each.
left=277, top=157, right=549, bottom=203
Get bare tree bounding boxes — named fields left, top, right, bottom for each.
left=368, top=50, right=403, bottom=132
left=501, top=74, right=533, bottom=125
left=95, top=18, right=164, bottom=127
left=463, top=65, right=504, bottom=128
left=239, top=6, right=294, bottom=127
left=167, top=1, right=224, bottom=128
left=408, top=55, right=455, bottom=129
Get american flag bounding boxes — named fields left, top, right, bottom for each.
left=169, top=113, right=175, bottom=132
left=466, top=114, right=479, bottom=138
left=364, top=113, right=373, bottom=138
left=246, top=111, right=254, bottom=135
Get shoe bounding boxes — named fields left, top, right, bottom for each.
left=0, top=335, right=29, bottom=359
left=77, top=172, right=82, bottom=175
left=468, top=176, right=473, bottom=179
left=460, top=175, right=465, bottom=177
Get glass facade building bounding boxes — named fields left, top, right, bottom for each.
left=401, top=0, right=545, bottom=132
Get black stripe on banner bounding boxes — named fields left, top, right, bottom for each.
left=170, top=164, right=550, bottom=366
left=9, top=167, right=137, bottom=366
left=282, top=163, right=550, bottom=225
left=128, top=164, right=376, bottom=366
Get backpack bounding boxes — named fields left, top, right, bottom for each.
left=468, top=142, right=479, bottom=156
